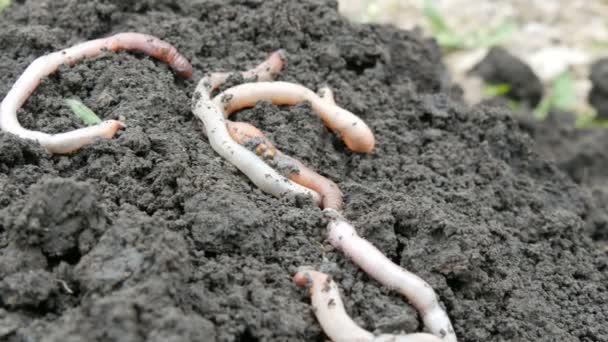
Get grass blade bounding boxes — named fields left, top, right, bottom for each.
left=0, top=0, right=10, bottom=13
left=64, top=99, right=102, bottom=126
left=424, top=0, right=449, bottom=33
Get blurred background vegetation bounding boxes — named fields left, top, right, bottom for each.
left=338, top=0, right=608, bottom=126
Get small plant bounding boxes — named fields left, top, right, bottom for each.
left=424, top=0, right=516, bottom=50
left=534, top=71, right=577, bottom=120
left=483, top=83, right=511, bottom=97
left=0, top=0, right=10, bottom=13
left=64, top=99, right=102, bottom=126
left=574, top=111, right=608, bottom=129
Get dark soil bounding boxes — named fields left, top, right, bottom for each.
left=0, top=1, right=606, bottom=341
left=471, top=47, right=543, bottom=108
left=589, top=58, right=608, bottom=119
left=524, top=110, right=608, bottom=241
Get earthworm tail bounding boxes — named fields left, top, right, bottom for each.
left=293, top=269, right=444, bottom=342
left=325, top=211, right=457, bottom=342
left=107, top=33, right=193, bottom=78
left=0, top=32, right=192, bottom=154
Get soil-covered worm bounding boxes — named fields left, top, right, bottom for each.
left=0, top=32, right=192, bottom=154
left=226, top=109, right=456, bottom=342
left=323, top=209, right=457, bottom=342
left=293, top=269, right=444, bottom=342
left=191, top=51, right=322, bottom=204
left=213, top=81, right=375, bottom=153
left=194, top=51, right=455, bottom=341
left=226, top=121, right=343, bottom=210
left=225, top=111, right=456, bottom=342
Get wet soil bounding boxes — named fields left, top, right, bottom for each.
left=0, top=0, right=606, bottom=341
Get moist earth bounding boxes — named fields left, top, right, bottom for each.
left=0, top=1, right=606, bottom=341
left=471, top=47, right=544, bottom=108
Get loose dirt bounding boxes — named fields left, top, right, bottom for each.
left=0, top=1, right=606, bottom=341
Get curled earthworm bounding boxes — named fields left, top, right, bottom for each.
left=194, top=51, right=455, bottom=341
left=294, top=269, right=444, bottom=342
left=324, top=210, right=457, bottom=342
left=191, top=51, right=322, bottom=204
left=0, top=32, right=192, bottom=154
left=228, top=120, right=456, bottom=341
left=226, top=121, right=343, bottom=210
left=213, top=82, right=375, bottom=153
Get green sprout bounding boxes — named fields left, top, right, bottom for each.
left=574, top=111, right=608, bottom=129
left=482, top=83, right=521, bottom=112
left=64, top=99, right=102, bottom=126
left=0, top=0, right=10, bottom=13
left=534, top=71, right=577, bottom=120
left=483, top=83, right=511, bottom=97
left=424, top=0, right=516, bottom=51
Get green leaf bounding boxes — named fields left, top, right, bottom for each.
left=507, top=100, right=521, bottom=112
left=534, top=71, right=577, bottom=121
left=533, top=97, right=552, bottom=120
left=574, top=111, right=608, bottom=129
left=424, top=0, right=449, bottom=33
left=64, top=99, right=102, bottom=126
left=551, top=71, right=576, bottom=111
left=435, top=32, right=467, bottom=50
left=483, top=83, right=512, bottom=97
left=475, top=20, right=516, bottom=48
left=0, top=0, right=10, bottom=13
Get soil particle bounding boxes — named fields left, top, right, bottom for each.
left=0, top=0, right=606, bottom=341
left=7, top=178, right=108, bottom=259
left=471, top=47, right=544, bottom=107
left=0, top=269, right=56, bottom=309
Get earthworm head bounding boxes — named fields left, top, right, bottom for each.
left=271, top=49, right=287, bottom=70
left=264, top=49, right=287, bottom=78
left=100, top=119, right=126, bottom=139
left=293, top=270, right=313, bottom=288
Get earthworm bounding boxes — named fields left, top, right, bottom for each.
left=224, top=90, right=455, bottom=342
left=191, top=51, right=322, bottom=204
left=0, top=32, right=192, bottom=154
left=195, top=52, right=455, bottom=341
left=324, top=209, right=457, bottom=342
left=227, top=121, right=343, bottom=210
left=213, top=82, right=375, bottom=153
left=293, top=269, right=444, bottom=342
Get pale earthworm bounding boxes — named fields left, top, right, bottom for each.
left=191, top=51, right=322, bottom=205
left=0, top=32, right=192, bottom=154
left=323, top=209, right=457, bottom=342
left=194, top=51, right=455, bottom=341
left=213, top=82, right=375, bottom=153
left=226, top=112, right=456, bottom=342
left=293, top=269, right=443, bottom=342
left=226, top=121, right=343, bottom=210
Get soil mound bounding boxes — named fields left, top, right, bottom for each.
left=0, top=1, right=606, bottom=341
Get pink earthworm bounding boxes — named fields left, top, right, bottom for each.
left=192, top=51, right=322, bottom=204
left=225, top=107, right=456, bottom=341
left=193, top=51, right=456, bottom=341
left=0, top=32, right=192, bottom=154
left=323, top=210, right=457, bottom=342
left=213, top=83, right=375, bottom=153
left=294, top=269, right=444, bottom=342
left=226, top=121, right=343, bottom=210
left=224, top=89, right=456, bottom=342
